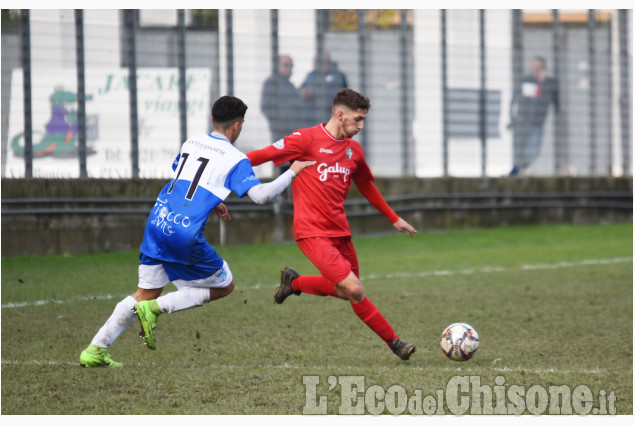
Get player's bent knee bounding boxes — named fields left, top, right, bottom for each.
left=224, top=281, right=235, bottom=295
left=336, top=273, right=366, bottom=302
left=349, top=285, right=366, bottom=303
left=208, top=281, right=234, bottom=301
left=133, top=287, right=162, bottom=302
left=337, top=282, right=365, bottom=302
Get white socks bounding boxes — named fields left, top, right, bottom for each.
left=90, top=288, right=211, bottom=348
left=91, top=295, right=137, bottom=348
left=156, top=287, right=211, bottom=314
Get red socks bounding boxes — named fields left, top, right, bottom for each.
left=291, top=276, right=397, bottom=345
left=291, top=275, right=337, bottom=297
left=351, top=297, right=397, bottom=345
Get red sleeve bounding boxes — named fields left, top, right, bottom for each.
left=246, top=148, right=271, bottom=166
left=355, top=179, right=399, bottom=224
left=250, top=132, right=308, bottom=167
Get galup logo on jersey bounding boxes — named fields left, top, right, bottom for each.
left=317, top=162, right=351, bottom=182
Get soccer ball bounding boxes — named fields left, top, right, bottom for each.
left=440, top=323, right=480, bottom=361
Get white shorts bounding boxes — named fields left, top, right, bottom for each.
left=138, top=260, right=233, bottom=291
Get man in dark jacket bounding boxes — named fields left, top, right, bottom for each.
left=509, top=56, right=558, bottom=176
left=261, top=55, right=303, bottom=143
left=299, top=51, right=348, bottom=126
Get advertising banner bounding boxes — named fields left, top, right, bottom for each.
left=5, top=68, right=211, bottom=178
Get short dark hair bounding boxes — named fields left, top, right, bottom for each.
left=332, top=88, right=371, bottom=112
left=212, top=96, right=248, bottom=129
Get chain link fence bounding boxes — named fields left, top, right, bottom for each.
left=1, top=9, right=632, bottom=179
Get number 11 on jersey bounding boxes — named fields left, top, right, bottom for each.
left=167, top=153, right=209, bottom=201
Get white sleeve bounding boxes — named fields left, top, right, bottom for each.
left=247, top=169, right=296, bottom=204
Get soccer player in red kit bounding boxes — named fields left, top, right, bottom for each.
left=247, top=88, right=417, bottom=360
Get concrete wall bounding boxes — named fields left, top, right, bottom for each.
left=1, top=177, right=631, bottom=257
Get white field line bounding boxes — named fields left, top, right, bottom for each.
left=365, top=256, right=632, bottom=281
left=0, top=358, right=608, bottom=375
left=2, top=256, right=631, bottom=310
left=1, top=293, right=125, bottom=309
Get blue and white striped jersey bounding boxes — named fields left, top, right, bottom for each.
left=140, top=132, right=261, bottom=265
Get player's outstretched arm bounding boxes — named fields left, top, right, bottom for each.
left=247, top=161, right=316, bottom=205
left=246, top=148, right=272, bottom=167
left=355, top=179, right=417, bottom=237
left=355, top=179, right=399, bottom=223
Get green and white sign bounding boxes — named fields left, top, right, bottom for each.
left=5, top=68, right=211, bottom=178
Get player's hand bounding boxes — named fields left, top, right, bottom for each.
left=213, top=203, right=231, bottom=222
left=393, top=217, right=417, bottom=237
left=290, top=160, right=317, bottom=175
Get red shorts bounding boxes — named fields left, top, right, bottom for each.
left=296, top=236, right=359, bottom=284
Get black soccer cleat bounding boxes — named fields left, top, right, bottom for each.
left=274, top=266, right=301, bottom=304
left=390, top=338, right=416, bottom=360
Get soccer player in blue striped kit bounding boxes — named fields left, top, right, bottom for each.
left=80, top=96, right=315, bottom=367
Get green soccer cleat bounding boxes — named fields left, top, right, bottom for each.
left=79, top=344, right=123, bottom=368
left=133, top=300, right=159, bottom=350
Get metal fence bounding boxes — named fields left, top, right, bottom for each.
left=1, top=9, right=632, bottom=179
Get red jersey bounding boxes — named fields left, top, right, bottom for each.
left=260, top=124, right=374, bottom=240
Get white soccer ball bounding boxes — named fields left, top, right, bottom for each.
left=440, top=322, right=480, bottom=361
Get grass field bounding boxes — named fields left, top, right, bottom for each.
left=1, top=223, right=632, bottom=415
